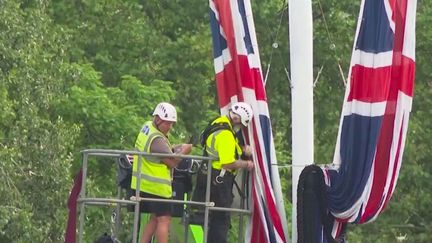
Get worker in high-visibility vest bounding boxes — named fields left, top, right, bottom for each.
left=131, top=102, right=192, bottom=243
left=205, top=102, right=254, bottom=243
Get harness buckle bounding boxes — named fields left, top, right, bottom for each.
left=214, top=168, right=226, bottom=184
left=215, top=175, right=224, bottom=184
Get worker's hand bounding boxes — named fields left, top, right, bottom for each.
left=243, top=145, right=253, bottom=157
left=244, top=160, right=254, bottom=171
left=178, top=143, right=192, bottom=155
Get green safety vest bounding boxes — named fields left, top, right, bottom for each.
left=205, top=116, right=241, bottom=171
left=130, top=121, right=172, bottom=198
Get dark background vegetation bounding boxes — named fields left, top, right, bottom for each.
left=0, top=0, right=430, bottom=242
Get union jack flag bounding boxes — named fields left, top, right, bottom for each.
left=326, top=0, right=416, bottom=238
left=209, top=0, right=287, bottom=242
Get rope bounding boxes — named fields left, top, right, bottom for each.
left=277, top=4, right=292, bottom=88
left=270, top=163, right=333, bottom=168
left=263, top=2, right=288, bottom=86
left=313, top=65, right=324, bottom=87
left=316, top=0, right=347, bottom=86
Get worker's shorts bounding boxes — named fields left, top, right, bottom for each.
left=138, top=192, right=172, bottom=217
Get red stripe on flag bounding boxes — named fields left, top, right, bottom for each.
left=397, top=56, right=415, bottom=96
left=216, top=61, right=241, bottom=107
left=360, top=113, right=394, bottom=223
left=215, top=55, right=267, bottom=107
left=388, top=0, right=408, bottom=39
left=391, top=0, right=414, bottom=97
left=382, top=117, right=405, bottom=209
left=252, top=186, right=267, bottom=243
left=389, top=53, right=415, bottom=99
left=348, top=58, right=414, bottom=104
left=348, top=65, right=392, bottom=103
left=252, top=124, right=286, bottom=241
left=360, top=58, right=400, bottom=223
left=237, top=56, right=267, bottom=101
left=214, top=0, right=244, bottom=102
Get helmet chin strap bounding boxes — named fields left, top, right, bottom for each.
left=228, top=110, right=240, bottom=126
left=228, top=110, right=234, bottom=120
left=153, top=117, right=164, bottom=132
left=233, top=124, right=242, bottom=132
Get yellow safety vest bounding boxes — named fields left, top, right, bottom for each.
left=131, top=121, right=172, bottom=198
left=205, top=116, right=242, bottom=172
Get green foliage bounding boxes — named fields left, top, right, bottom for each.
left=252, top=1, right=292, bottom=165
left=312, top=0, right=358, bottom=164
left=52, top=63, right=177, bottom=150
left=51, top=0, right=168, bottom=87
left=0, top=1, right=79, bottom=242
left=0, top=0, right=430, bottom=241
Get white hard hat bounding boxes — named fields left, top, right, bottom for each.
left=152, top=102, right=177, bottom=122
left=231, top=102, right=253, bottom=126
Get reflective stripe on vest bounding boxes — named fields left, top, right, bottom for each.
left=131, top=121, right=172, bottom=198
left=205, top=129, right=224, bottom=158
left=131, top=171, right=171, bottom=186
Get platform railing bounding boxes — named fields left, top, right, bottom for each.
left=77, top=149, right=251, bottom=243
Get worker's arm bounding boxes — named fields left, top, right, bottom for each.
left=216, top=131, right=254, bottom=171
left=162, top=144, right=192, bottom=168
left=222, top=159, right=254, bottom=171
left=151, top=138, right=192, bottom=168
left=172, top=144, right=192, bottom=154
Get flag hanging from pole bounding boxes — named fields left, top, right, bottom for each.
left=297, top=0, right=416, bottom=241
left=329, top=0, right=416, bottom=225
left=209, top=0, right=287, bottom=242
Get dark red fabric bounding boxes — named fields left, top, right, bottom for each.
left=64, top=169, right=83, bottom=243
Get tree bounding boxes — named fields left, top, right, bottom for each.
left=0, top=1, right=79, bottom=242
left=1, top=0, right=430, bottom=241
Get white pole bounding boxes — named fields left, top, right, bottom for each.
left=288, top=0, right=314, bottom=242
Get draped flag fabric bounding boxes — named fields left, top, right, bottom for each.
left=209, top=0, right=287, bottom=242
left=64, top=169, right=83, bottom=243
left=297, top=0, right=416, bottom=241
left=330, top=0, right=416, bottom=224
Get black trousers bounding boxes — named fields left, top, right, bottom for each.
left=207, top=169, right=234, bottom=243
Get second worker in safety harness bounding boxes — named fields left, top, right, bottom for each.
left=205, top=102, right=254, bottom=243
